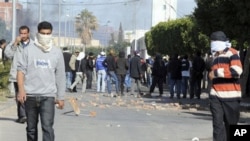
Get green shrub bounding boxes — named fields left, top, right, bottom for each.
left=0, top=60, right=11, bottom=89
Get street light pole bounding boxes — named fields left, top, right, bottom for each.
left=58, top=0, right=61, bottom=48
left=39, top=0, right=42, bottom=22
left=133, top=2, right=137, bottom=51
left=105, top=20, right=110, bottom=53
left=163, top=0, right=177, bottom=21
left=12, top=0, right=16, bottom=40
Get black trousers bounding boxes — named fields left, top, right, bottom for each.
left=149, top=76, right=164, bottom=95
left=71, top=70, right=77, bottom=91
left=210, top=97, right=240, bottom=141
left=117, top=74, right=126, bottom=94
left=14, top=82, right=26, bottom=119
left=190, top=77, right=202, bottom=98
left=86, top=70, right=93, bottom=89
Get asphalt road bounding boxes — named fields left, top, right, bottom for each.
left=0, top=84, right=249, bottom=141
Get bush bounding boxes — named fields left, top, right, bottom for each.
left=0, top=60, right=11, bottom=89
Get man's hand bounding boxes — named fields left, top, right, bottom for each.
left=209, top=71, right=215, bottom=80
left=14, top=36, right=22, bottom=46
left=55, top=100, right=64, bottom=109
left=17, top=90, right=26, bottom=104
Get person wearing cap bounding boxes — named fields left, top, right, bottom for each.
left=96, top=51, right=106, bottom=93
left=69, top=49, right=80, bottom=92
left=209, top=31, right=243, bottom=141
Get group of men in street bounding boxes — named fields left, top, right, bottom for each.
left=2, top=18, right=243, bottom=141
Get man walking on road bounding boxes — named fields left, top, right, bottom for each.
left=209, top=31, right=242, bottom=141
left=5, top=25, right=33, bottom=123
left=17, top=21, right=65, bottom=141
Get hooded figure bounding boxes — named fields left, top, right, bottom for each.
left=116, top=51, right=129, bottom=95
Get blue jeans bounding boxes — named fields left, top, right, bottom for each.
left=124, top=73, right=131, bottom=89
left=106, top=71, right=119, bottom=94
left=170, top=79, right=181, bottom=97
left=65, top=71, right=72, bottom=89
left=97, top=70, right=106, bottom=92
left=25, top=96, right=55, bottom=141
left=146, top=73, right=152, bottom=88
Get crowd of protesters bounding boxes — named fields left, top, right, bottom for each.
left=2, top=24, right=246, bottom=141
left=62, top=46, right=220, bottom=100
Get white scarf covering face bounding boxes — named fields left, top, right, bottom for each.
left=210, top=41, right=227, bottom=56
left=34, top=33, right=53, bottom=52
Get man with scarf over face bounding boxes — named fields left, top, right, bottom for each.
left=209, top=31, right=242, bottom=141
left=17, top=21, right=65, bottom=141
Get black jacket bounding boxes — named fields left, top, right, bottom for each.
left=102, top=55, right=116, bottom=72
left=63, top=52, right=72, bottom=72
left=130, top=55, right=142, bottom=78
left=152, top=55, right=166, bottom=77
left=86, top=58, right=94, bottom=71
left=116, top=51, right=128, bottom=75
left=168, top=58, right=182, bottom=80
left=80, top=58, right=87, bottom=74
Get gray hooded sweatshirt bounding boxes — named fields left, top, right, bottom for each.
left=17, top=43, right=65, bottom=100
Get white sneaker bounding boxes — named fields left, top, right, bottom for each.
left=110, top=93, right=117, bottom=97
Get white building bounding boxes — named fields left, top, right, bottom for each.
left=151, top=0, right=177, bottom=26
left=124, top=0, right=177, bottom=58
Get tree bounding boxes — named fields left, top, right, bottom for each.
left=194, top=0, right=250, bottom=49
left=145, top=17, right=209, bottom=56
left=117, top=22, right=124, bottom=44
left=0, top=19, right=11, bottom=41
left=194, top=0, right=250, bottom=97
left=75, top=9, right=98, bottom=51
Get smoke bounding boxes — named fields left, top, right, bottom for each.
left=18, top=0, right=72, bottom=37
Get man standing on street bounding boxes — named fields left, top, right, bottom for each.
left=102, top=49, right=119, bottom=97
left=130, top=50, right=143, bottom=97
left=96, top=51, right=106, bottom=93
left=209, top=31, right=242, bottom=141
left=17, top=21, right=65, bottom=141
left=62, top=47, right=72, bottom=91
left=5, top=25, right=33, bottom=124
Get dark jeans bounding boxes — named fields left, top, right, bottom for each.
left=14, top=82, right=26, bottom=119
left=210, top=98, right=240, bottom=141
left=181, top=76, right=189, bottom=97
left=86, top=70, right=93, bottom=89
left=25, top=96, right=55, bottom=141
left=190, top=77, right=202, bottom=98
left=117, top=74, right=126, bottom=94
left=71, top=70, right=77, bottom=91
left=169, top=78, right=181, bottom=97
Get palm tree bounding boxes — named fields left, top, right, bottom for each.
left=75, top=9, right=98, bottom=51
